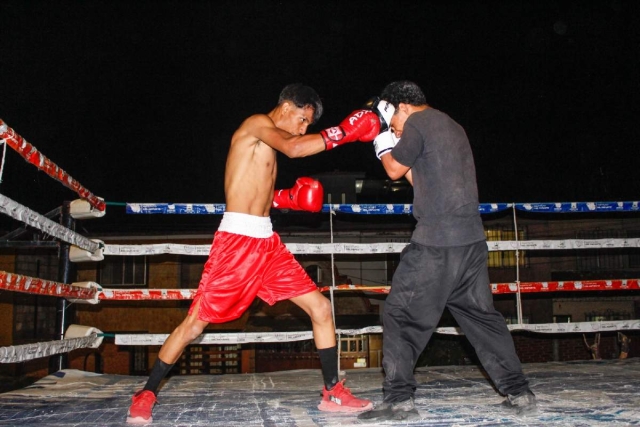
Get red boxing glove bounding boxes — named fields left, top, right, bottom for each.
left=320, top=109, right=381, bottom=150
left=272, top=177, right=324, bottom=212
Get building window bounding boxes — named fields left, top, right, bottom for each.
left=340, top=335, right=368, bottom=354
left=386, top=254, right=401, bottom=285
left=13, top=251, right=58, bottom=342
left=130, top=346, right=148, bottom=375
left=553, top=315, right=572, bottom=323
left=179, top=255, right=206, bottom=307
left=628, top=230, right=640, bottom=269
left=178, top=345, right=240, bottom=375
left=576, top=229, right=625, bottom=271
left=305, top=264, right=322, bottom=285
left=485, top=227, right=528, bottom=268
left=99, top=256, right=147, bottom=286
left=179, top=256, right=206, bottom=288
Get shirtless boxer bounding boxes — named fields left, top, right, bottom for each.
left=126, top=83, right=388, bottom=424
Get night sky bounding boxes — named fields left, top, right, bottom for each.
left=1, top=0, right=639, bottom=220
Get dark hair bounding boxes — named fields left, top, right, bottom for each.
left=380, top=80, right=427, bottom=108
left=278, top=83, right=323, bottom=123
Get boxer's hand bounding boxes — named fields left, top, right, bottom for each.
left=364, top=97, right=395, bottom=134
left=272, top=177, right=323, bottom=212
left=373, top=130, right=399, bottom=160
left=320, top=110, right=380, bottom=150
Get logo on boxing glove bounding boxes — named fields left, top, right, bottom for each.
left=323, top=126, right=345, bottom=142
left=321, top=108, right=381, bottom=149
left=347, top=109, right=371, bottom=126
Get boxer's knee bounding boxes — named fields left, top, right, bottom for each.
left=308, top=296, right=332, bottom=325
left=176, top=316, right=207, bottom=342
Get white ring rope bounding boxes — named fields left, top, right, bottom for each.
left=3, top=318, right=638, bottom=363
left=0, top=193, right=100, bottom=253
left=111, top=320, right=640, bottom=346
left=0, top=335, right=101, bottom=363
left=101, top=238, right=640, bottom=257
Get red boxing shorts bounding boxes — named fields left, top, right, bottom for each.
left=189, top=212, right=317, bottom=323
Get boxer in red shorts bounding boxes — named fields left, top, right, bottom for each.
left=191, top=211, right=318, bottom=323
left=127, top=83, right=388, bottom=424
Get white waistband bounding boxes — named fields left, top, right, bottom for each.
left=218, top=212, right=273, bottom=238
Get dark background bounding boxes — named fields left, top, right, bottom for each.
left=1, top=0, right=638, bottom=219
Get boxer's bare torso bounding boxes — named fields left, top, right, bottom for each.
left=224, top=103, right=324, bottom=217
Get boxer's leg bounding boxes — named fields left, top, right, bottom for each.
left=289, top=290, right=335, bottom=349
left=262, top=233, right=371, bottom=412
left=290, top=290, right=372, bottom=412
left=127, top=300, right=209, bottom=424
left=159, top=298, right=210, bottom=364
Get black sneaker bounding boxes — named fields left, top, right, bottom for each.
left=502, top=389, right=537, bottom=415
left=389, top=397, right=420, bottom=421
left=357, top=397, right=420, bottom=422
left=357, top=401, right=393, bottom=421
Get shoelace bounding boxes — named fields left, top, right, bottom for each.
left=134, top=393, right=157, bottom=406
left=332, top=382, right=351, bottom=397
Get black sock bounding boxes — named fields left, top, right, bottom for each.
left=318, top=345, right=339, bottom=390
left=143, top=359, right=174, bottom=394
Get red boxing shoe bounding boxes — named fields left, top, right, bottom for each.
left=126, top=390, right=157, bottom=424
left=318, top=379, right=373, bottom=413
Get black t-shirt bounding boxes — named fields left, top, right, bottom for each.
left=392, top=108, right=486, bottom=247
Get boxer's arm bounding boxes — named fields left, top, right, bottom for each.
left=243, top=108, right=381, bottom=158
left=380, top=153, right=411, bottom=181
left=373, top=130, right=412, bottom=183
left=244, top=114, right=326, bottom=158
left=404, top=170, right=413, bottom=186
left=320, top=109, right=381, bottom=150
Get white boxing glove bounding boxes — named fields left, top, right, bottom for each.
left=364, top=97, right=395, bottom=133
left=373, top=130, right=399, bottom=159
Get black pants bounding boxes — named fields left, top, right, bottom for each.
left=381, top=240, right=529, bottom=403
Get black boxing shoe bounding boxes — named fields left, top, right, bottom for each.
left=388, top=397, right=421, bottom=421
left=502, top=389, right=537, bottom=416
left=357, top=397, right=420, bottom=422
left=357, top=401, right=393, bottom=421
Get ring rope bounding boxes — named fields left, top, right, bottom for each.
left=110, top=319, right=640, bottom=347
left=0, top=271, right=98, bottom=300
left=0, top=193, right=100, bottom=253
left=125, top=201, right=640, bottom=215
left=4, top=269, right=637, bottom=302
left=0, top=119, right=105, bottom=211
left=0, top=335, right=102, bottom=364
left=100, top=238, right=640, bottom=257
left=94, top=279, right=640, bottom=301
left=3, top=316, right=638, bottom=363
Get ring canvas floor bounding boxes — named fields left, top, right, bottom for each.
left=0, top=358, right=638, bottom=426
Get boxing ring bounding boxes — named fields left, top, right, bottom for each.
left=1, top=118, right=640, bottom=426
